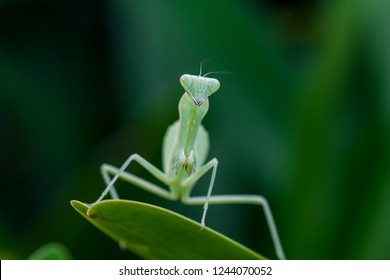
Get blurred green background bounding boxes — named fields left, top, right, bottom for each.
left=1, top=0, right=390, bottom=260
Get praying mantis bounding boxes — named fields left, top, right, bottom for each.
left=93, top=65, right=286, bottom=260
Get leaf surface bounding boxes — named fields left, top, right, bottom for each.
left=71, top=200, right=265, bottom=260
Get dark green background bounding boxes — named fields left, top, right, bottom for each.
left=1, top=0, right=389, bottom=259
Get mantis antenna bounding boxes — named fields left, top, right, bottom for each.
left=203, top=71, right=231, bottom=77
left=199, top=58, right=211, bottom=76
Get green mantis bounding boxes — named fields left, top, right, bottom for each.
left=93, top=65, right=286, bottom=260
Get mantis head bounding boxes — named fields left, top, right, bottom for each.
left=180, top=74, right=220, bottom=106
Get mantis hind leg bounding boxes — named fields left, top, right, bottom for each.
left=94, top=153, right=177, bottom=204
left=182, top=169, right=286, bottom=260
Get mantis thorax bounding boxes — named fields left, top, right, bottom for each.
left=171, top=74, right=220, bottom=177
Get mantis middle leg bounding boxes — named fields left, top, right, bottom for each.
left=181, top=158, right=218, bottom=228
left=93, top=153, right=177, bottom=204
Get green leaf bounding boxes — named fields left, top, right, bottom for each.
left=71, top=200, right=266, bottom=260
left=27, top=242, right=72, bottom=260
